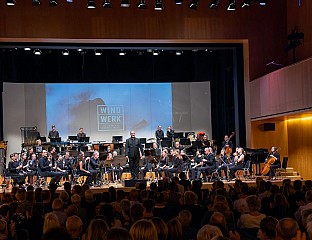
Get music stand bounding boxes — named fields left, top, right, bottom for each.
left=173, top=132, right=184, bottom=139
left=39, top=136, right=47, bottom=142
left=99, top=145, right=108, bottom=152
left=113, top=143, right=123, bottom=150
left=180, top=138, right=191, bottom=145
left=161, top=140, right=172, bottom=148
left=68, top=136, right=78, bottom=141
left=78, top=137, right=89, bottom=143
left=113, top=156, right=127, bottom=167
left=145, top=143, right=153, bottom=149
left=50, top=137, right=61, bottom=143
left=140, top=138, right=146, bottom=144
left=192, top=140, right=202, bottom=149
left=112, top=136, right=123, bottom=143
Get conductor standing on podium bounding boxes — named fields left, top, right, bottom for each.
left=125, top=130, right=143, bottom=180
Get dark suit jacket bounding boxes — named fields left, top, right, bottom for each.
left=125, top=137, right=142, bottom=158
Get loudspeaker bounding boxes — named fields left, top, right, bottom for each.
left=263, top=123, right=275, bottom=131
left=121, top=179, right=147, bottom=187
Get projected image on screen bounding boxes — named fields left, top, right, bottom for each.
left=45, top=83, right=172, bottom=141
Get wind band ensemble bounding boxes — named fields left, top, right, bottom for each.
left=3, top=125, right=282, bottom=188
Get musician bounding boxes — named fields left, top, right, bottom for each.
left=221, top=135, right=233, bottom=149
left=189, top=150, right=204, bottom=180
left=29, top=153, right=38, bottom=183
left=166, top=149, right=183, bottom=178
left=21, top=153, right=35, bottom=185
left=89, top=151, right=101, bottom=186
left=48, top=125, right=60, bottom=139
left=197, top=147, right=216, bottom=181
left=167, top=126, right=174, bottom=147
left=34, top=139, right=43, bottom=154
left=56, top=154, right=70, bottom=181
left=220, top=148, right=234, bottom=180
left=155, top=126, right=164, bottom=144
left=77, top=127, right=86, bottom=141
left=27, top=147, right=34, bottom=160
left=33, top=126, right=41, bottom=140
left=112, top=150, right=123, bottom=181
left=7, top=153, right=26, bottom=186
left=202, top=135, right=210, bottom=148
left=38, top=150, right=63, bottom=185
left=125, top=130, right=143, bottom=180
left=267, top=146, right=281, bottom=179
left=173, top=141, right=183, bottom=151
left=76, top=151, right=93, bottom=185
left=229, top=147, right=245, bottom=179
left=155, top=149, right=169, bottom=179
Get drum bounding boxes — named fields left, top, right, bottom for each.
left=121, top=172, right=132, bottom=180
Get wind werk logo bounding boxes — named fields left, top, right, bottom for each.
left=97, top=105, right=124, bottom=131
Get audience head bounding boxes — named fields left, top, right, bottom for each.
left=130, top=219, right=158, bottom=240
left=246, top=195, right=261, bottom=212
left=105, top=227, right=133, bottom=240
left=85, top=218, right=109, bottom=240
left=151, top=217, right=168, bottom=240
left=52, top=198, right=63, bottom=211
left=130, top=203, right=144, bottom=222
left=178, top=210, right=192, bottom=227
left=66, top=204, right=78, bottom=217
left=59, top=191, right=69, bottom=203
left=43, top=213, right=60, bottom=234
left=42, top=227, right=71, bottom=240
left=276, top=217, right=299, bottom=240
left=258, top=216, right=278, bottom=240
left=184, top=191, right=198, bottom=205
left=66, top=215, right=83, bottom=239
left=305, top=189, right=312, bottom=203
left=197, top=224, right=223, bottom=240
left=167, top=217, right=182, bottom=240
left=71, top=194, right=81, bottom=205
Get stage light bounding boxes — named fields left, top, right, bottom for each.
left=227, top=0, right=236, bottom=10
left=49, top=0, right=58, bottom=6
left=6, top=0, right=16, bottom=6
left=137, top=0, right=146, bottom=9
left=88, top=0, right=96, bottom=8
left=153, top=50, right=160, bottom=56
left=32, top=0, right=41, bottom=6
left=119, top=50, right=126, bottom=56
left=102, top=0, right=112, bottom=8
left=62, top=49, right=69, bottom=56
left=242, top=0, right=252, bottom=8
left=174, top=0, right=182, bottom=5
left=259, top=0, right=266, bottom=6
left=24, top=47, right=31, bottom=51
left=175, top=50, right=183, bottom=56
left=154, top=0, right=163, bottom=10
left=209, top=0, right=219, bottom=8
left=121, top=0, right=130, bottom=7
left=188, top=0, right=198, bottom=10
left=66, top=0, right=73, bottom=2
left=33, top=49, right=42, bottom=55
left=95, top=49, right=102, bottom=56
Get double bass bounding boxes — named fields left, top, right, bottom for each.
left=224, top=132, right=235, bottom=160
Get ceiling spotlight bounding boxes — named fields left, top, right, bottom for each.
left=137, top=0, right=146, bottom=9
left=119, top=50, right=126, bottom=56
left=121, top=0, right=130, bottom=7
left=49, top=0, right=58, bottom=6
left=209, top=0, right=219, bottom=8
left=175, top=50, right=183, bottom=56
left=188, top=0, right=198, bottom=10
left=154, top=0, right=163, bottom=10
left=227, top=0, right=236, bottom=10
left=258, top=0, right=266, bottom=6
left=88, top=0, right=96, bottom=8
left=32, top=0, right=41, bottom=6
left=174, top=0, right=182, bottom=5
left=62, top=49, right=69, bottom=56
left=6, top=0, right=16, bottom=6
left=95, top=49, right=102, bottom=56
left=102, top=0, right=112, bottom=8
left=33, top=49, right=42, bottom=55
left=153, top=50, right=160, bottom=56
left=242, top=0, right=252, bottom=7
left=24, top=47, right=31, bottom=51
left=66, top=0, right=73, bottom=2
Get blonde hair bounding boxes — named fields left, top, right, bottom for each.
left=197, top=224, right=223, bottom=240
left=130, top=219, right=158, bottom=240
left=43, top=213, right=60, bottom=234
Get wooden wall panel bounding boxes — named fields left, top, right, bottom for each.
left=0, top=0, right=288, bottom=80
left=287, top=118, right=312, bottom=180
left=250, top=57, right=312, bottom=119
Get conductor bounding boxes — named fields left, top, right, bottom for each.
left=125, top=130, right=143, bottom=180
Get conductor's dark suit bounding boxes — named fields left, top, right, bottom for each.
left=125, top=137, right=143, bottom=179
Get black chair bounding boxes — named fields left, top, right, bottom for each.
left=275, top=157, right=288, bottom=179
left=242, top=160, right=252, bottom=180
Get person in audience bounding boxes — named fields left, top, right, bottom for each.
left=178, top=210, right=197, bottom=240
left=197, top=224, right=223, bottom=240
left=295, top=189, right=312, bottom=222
left=104, top=227, right=132, bottom=240
left=209, top=212, right=229, bottom=238
left=84, top=218, right=109, bottom=240
left=275, top=217, right=302, bottom=240
left=257, top=216, right=278, bottom=240
left=42, top=227, right=71, bottom=240
left=167, top=217, right=183, bottom=240
left=52, top=198, right=67, bottom=226
left=66, top=215, right=83, bottom=240
left=151, top=217, right=168, bottom=240
left=130, top=219, right=158, bottom=240
left=43, top=212, right=60, bottom=234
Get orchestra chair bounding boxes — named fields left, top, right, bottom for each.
left=275, top=157, right=288, bottom=180
left=36, top=168, right=48, bottom=187
left=121, top=172, right=132, bottom=180
left=1, top=169, right=13, bottom=189
left=236, top=160, right=251, bottom=180
left=209, top=162, right=221, bottom=182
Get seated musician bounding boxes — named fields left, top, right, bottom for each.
left=112, top=151, right=123, bottom=181
left=20, top=153, right=35, bottom=185
left=173, top=141, right=183, bottom=151
left=267, top=146, right=281, bottom=179
left=197, top=147, right=217, bottom=181
left=202, top=135, right=210, bottom=148
left=220, top=147, right=237, bottom=180
left=38, top=150, right=63, bottom=185
left=140, top=154, right=155, bottom=180
left=89, top=151, right=101, bottom=186
left=76, top=151, right=93, bottom=185
left=7, top=153, right=26, bottom=187
left=166, top=149, right=183, bottom=178
left=155, top=149, right=169, bottom=179
left=29, top=153, right=38, bottom=184
left=229, top=147, right=245, bottom=179
left=56, top=154, right=70, bottom=181
left=189, top=150, right=203, bottom=180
